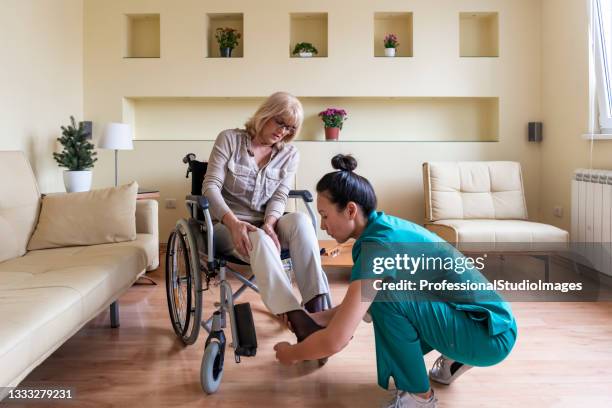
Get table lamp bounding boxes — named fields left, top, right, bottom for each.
left=98, top=123, right=133, bottom=187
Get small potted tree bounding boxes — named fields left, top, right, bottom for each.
left=215, top=27, right=241, bottom=57
left=53, top=116, right=97, bottom=192
left=292, top=42, right=318, bottom=58
left=383, top=33, right=399, bottom=57
left=318, top=108, right=348, bottom=141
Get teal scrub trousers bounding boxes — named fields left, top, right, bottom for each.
left=369, top=298, right=518, bottom=393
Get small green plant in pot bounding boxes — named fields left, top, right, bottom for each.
left=215, top=27, right=241, bottom=57
left=318, top=108, right=348, bottom=141
left=292, top=42, right=318, bottom=58
left=53, top=116, right=97, bottom=192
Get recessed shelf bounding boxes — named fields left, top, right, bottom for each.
left=125, top=97, right=498, bottom=142
left=290, top=13, right=328, bottom=58
left=124, top=14, right=160, bottom=58
left=374, top=12, right=413, bottom=58
left=459, top=12, right=499, bottom=57
left=206, top=13, right=244, bottom=58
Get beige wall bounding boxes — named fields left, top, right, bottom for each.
left=540, top=0, right=603, bottom=232
left=0, top=0, right=83, bottom=193
left=83, top=0, right=544, bottom=241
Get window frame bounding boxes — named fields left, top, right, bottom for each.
left=593, top=0, right=612, bottom=132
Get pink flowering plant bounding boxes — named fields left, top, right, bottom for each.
left=384, top=33, right=399, bottom=49
left=318, top=108, right=348, bottom=129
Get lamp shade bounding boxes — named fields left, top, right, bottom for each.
left=98, top=123, right=133, bottom=150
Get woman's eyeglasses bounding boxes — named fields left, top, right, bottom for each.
left=273, top=117, right=296, bottom=134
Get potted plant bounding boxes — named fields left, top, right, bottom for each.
left=318, top=108, right=348, bottom=141
left=383, top=33, right=399, bottom=57
left=292, top=42, right=318, bottom=58
left=215, top=27, right=241, bottom=57
left=53, top=116, right=97, bottom=192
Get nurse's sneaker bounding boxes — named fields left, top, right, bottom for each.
left=429, top=355, right=473, bottom=385
left=382, top=390, right=437, bottom=408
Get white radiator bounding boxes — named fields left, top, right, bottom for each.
left=571, top=168, right=612, bottom=275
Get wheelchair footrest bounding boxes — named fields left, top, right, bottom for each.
left=234, top=302, right=257, bottom=357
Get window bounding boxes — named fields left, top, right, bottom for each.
left=593, top=0, right=612, bottom=132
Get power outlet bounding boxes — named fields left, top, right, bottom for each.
left=165, top=198, right=177, bottom=209
left=553, top=206, right=563, bottom=218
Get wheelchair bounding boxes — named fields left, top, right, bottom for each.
left=165, top=153, right=328, bottom=394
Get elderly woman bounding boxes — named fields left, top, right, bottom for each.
left=203, top=91, right=330, bottom=342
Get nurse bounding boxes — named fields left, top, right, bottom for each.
left=274, top=154, right=518, bottom=408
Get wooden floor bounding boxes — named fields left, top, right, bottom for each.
left=9, top=259, right=612, bottom=407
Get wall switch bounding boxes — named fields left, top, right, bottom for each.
left=553, top=206, right=563, bottom=217
left=165, top=198, right=177, bottom=209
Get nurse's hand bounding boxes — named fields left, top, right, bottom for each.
left=274, top=342, right=297, bottom=366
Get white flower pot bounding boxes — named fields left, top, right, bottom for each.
left=299, top=51, right=313, bottom=58
left=63, top=170, right=92, bottom=193
left=384, top=48, right=396, bottom=57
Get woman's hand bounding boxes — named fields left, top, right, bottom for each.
left=261, top=221, right=281, bottom=253
left=274, top=342, right=297, bottom=366
left=224, top=215, right=258, bottom=257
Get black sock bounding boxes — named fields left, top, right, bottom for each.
left=286, top=309, right=323, bottom=342
left=304, top=294, right=327, bottom=313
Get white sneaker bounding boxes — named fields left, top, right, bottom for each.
left=429, top=355, right=473, bottom=385
left=382, top=390, right=437, bottom=408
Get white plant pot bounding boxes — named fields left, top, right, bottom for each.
left=384, top=48, right=396, bottom=57
left=63, top=170, right=92, bottom=193
left=299, top=51, right=313, bottom=58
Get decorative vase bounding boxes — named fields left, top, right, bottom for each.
left=298, top=51, right=313, bottom=58
left=63, top=170, right=92, bottom=193
left=325, top=127, right=340, bottom=141
left=220, top=47, right=233, bottom=58
left=384, top=48, right=396, bottom=57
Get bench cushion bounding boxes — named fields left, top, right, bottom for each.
left=426, top=219, right=569, bottom=251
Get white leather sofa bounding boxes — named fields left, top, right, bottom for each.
left=422, top=161, right=569, bottom=252
left=0, top=151, right=159, bottom=397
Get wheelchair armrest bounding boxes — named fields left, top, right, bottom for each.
left=186, top=195, right=209, bottom=210
left=288, top=190, right=313, bottom=203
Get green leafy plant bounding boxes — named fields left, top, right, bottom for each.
left=53, top=116, right=97, bottom=171
left=292, top=42, right=318, bottom=55
left=318, top=108, right=348, bottom=129
left=215, top=27, right=241, bottom=49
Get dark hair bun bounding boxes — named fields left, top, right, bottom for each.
left=331, top=154, right=357, bottom=172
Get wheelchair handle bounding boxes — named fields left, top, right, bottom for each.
left=183, top=153, right=197, bottom=178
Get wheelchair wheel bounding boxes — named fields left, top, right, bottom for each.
left=165, top=225, right=202, bottom=345
left=200, top=341, right=224, bottom=394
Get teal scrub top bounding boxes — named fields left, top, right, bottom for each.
left=351, top=211, right=515, bottom=336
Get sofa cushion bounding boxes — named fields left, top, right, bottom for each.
left=27, top=182, right=138, bottom=250
left=0, top=238, right=149, bottom=389
left=0, top=286, right=82, bottom=389
left=0, top=235, right=150, bottom=319
left=423, top=161, right=528, bottom=222
left=426, top=219, right=569, bottom=251
left=0, top=152, right=41, bottom=263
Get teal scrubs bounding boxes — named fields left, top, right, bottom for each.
left=352, top=211, right=518, bottom=393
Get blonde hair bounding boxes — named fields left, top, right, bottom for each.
left=245, top=92, right=304, bottom=147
